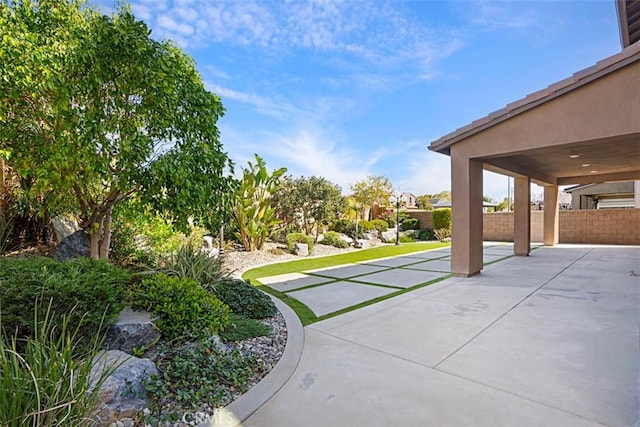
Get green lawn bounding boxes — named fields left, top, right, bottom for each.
left=243, top=241, right=450, bottom=281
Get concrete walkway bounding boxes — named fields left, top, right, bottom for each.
left=244, top=244, right=640, bottom=426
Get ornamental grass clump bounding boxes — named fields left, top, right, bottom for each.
left=0, top=304, right=116, bottom=427
left=158, top=242, right=228, bottom=291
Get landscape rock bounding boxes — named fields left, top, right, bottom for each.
left=104, top=307, right=160, bottom=353
left=49, top=230, right=90, bottom=260
left=91, top=350, right=158, bottom=426
left=51, top=214, right=81, bottom=243
left=339, top=234, right=353, bottom=244
left=294, top=242, right=309, bottom=257
left=381, top=230, right=398, bottom=243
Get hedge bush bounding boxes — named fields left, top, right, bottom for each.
left=321, top=231, right=349, bottom=248
left=400, top=218, right=419, bottom=231
left=418, top=229, right=435, bottom=241
left=285, top=232, right=314, bottom=254
left=214, top=279, right=277, bottom=319
left=0, top=257, right=129, bottom=351
left=129, top=274, right=230, bottom=340
left=332, top=219, right=352, bottom=235
left=371, top=219, right=388, bottom=233
left=432, top=208, right=452, bottom=231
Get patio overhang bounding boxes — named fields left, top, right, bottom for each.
left=428, top=43, right=640, bottom=277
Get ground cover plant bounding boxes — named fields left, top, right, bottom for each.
left=321, top=231, right=350, bottom=248
left=0, top=257, right=129, bottom=353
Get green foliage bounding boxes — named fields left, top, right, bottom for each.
left=143, top=337, right=255, bottom=423
left=350, top=175, right=394, bottom=219
left=234, top=154, right=286, bottom=251
left=213, top=279, right=277, bottom=319
left=432, top=208, right=452, bottom=231
left=359, top=220, right=374, bottom=233
left=418, top=229, right=436, bottom=241
left=219, top=313, right=271, bottom=342
left=416, top=195, right=433, bottom=210
left=129, top=274, right=230, bottom=341
left=0, top=304, right=116, bottom=427
left=378, top=212, right=396, bottom=228
left=332, top=219, right=367, bottom=238
left=400, top=218, right=419, bottom=231
left=0, top=257, right=129, bottom=352
left=285, top=232, right=314, bottom=254
left=321, top=231, right=349, bottom=248
left=0, top=0, right=234, bottom=259
left=273, top=175, right=345, bottom=235
left=399, top=234, right=416, bottom=243
left=371, top=219, right=389, bottom=233
left=159, top=243, right=228, bottom=291
left=434, top=228, right=452, bottom=241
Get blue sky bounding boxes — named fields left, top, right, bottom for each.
left=95, top=0, right=621, bottom=201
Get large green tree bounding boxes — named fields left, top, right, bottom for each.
left=273, top=176, right=344, bottom=237
left=0, top=0, right=234, bottom=259
left=350, top=175, right=393, bottom=220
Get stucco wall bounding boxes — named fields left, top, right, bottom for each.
left=408, top=209, right=640, bottom=245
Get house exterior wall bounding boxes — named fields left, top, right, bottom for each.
left=408, top=209, right=640, bottom=245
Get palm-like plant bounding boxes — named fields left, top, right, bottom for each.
left=233, top=154, right=286, bottom=251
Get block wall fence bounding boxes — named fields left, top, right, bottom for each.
left=405, top=209, right=640, bottom=245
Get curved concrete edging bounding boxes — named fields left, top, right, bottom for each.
left=220, top=294, right=304, bottom=425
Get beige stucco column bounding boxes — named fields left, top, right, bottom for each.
left=451, top=153, right=483, bottom=277
left=543, top=185, right=560, bottom=246
left=514, top=176, right=531, bottom=256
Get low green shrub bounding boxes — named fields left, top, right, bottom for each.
left=0, top=303, right=116, bottom=427
left=371, top=219, right=388, bottom=233
left=332, top=219, right=352, bottom=235
left=143, top=337, right=255, bottom=423
left=159, top=243, right=228, bottom=291
left=0, top=257, right=129, bottom=352
left=129, top=274, right=230, bottom=341
left=377, top=212, right=396, bottom=228
left=359, top=220, right=374, bottom=233
left=285, top=232, right=314, bottom=254
left=434, top=228, right=452, bottom=241
left=321, top=231, right=349, bottom=248
left=418, top=229, right=435, bottom=241
left=400, top=218, right=419, bottom=231
left=433, top=208, right=452, bottom=231
left=213, top=279, right=277, bottom=319
left=219, top=313, right=271, bottom=342
left=399, top=234, right=416, bottom=243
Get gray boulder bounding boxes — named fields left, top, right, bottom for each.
left=91, top=350, right=158, bottom=426
left=104, top=307, right=160, bottom=353
left=381, top=230, right=398, bottom=243
left=49, top=230, right=90, bottom=260
left=294, top=242, right=309, bottom=257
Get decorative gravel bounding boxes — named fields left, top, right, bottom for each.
left=221, top=241, right=362, bottom=278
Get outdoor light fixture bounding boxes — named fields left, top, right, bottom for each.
left=569, top=154, right=580, bottom=158
left=389, top=193, right=407, bottom=246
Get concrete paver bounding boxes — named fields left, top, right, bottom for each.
left=305, top=264, right=388, bottom=279
left=401, top=258, right=451, bottom=272
left=258, top=273, right=334, bottom=292
left=359, top=255, right=425, bottom=268
left=350, top=268, right=449, bottom=288
left=287, top=281, right=398, bottom=316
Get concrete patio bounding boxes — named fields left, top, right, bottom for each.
left=239, top=244, right=639, bottom=427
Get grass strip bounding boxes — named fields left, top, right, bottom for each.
left=243, top=242, right=450, bottom=281
left=257, top=285, right=317, bottom=326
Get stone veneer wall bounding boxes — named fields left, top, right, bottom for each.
left=407, top=209, right=640, bottom=245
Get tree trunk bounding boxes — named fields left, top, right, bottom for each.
left=89, top=225, right=100, bottom=260
left=99, top=206, right=113, bottom=259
